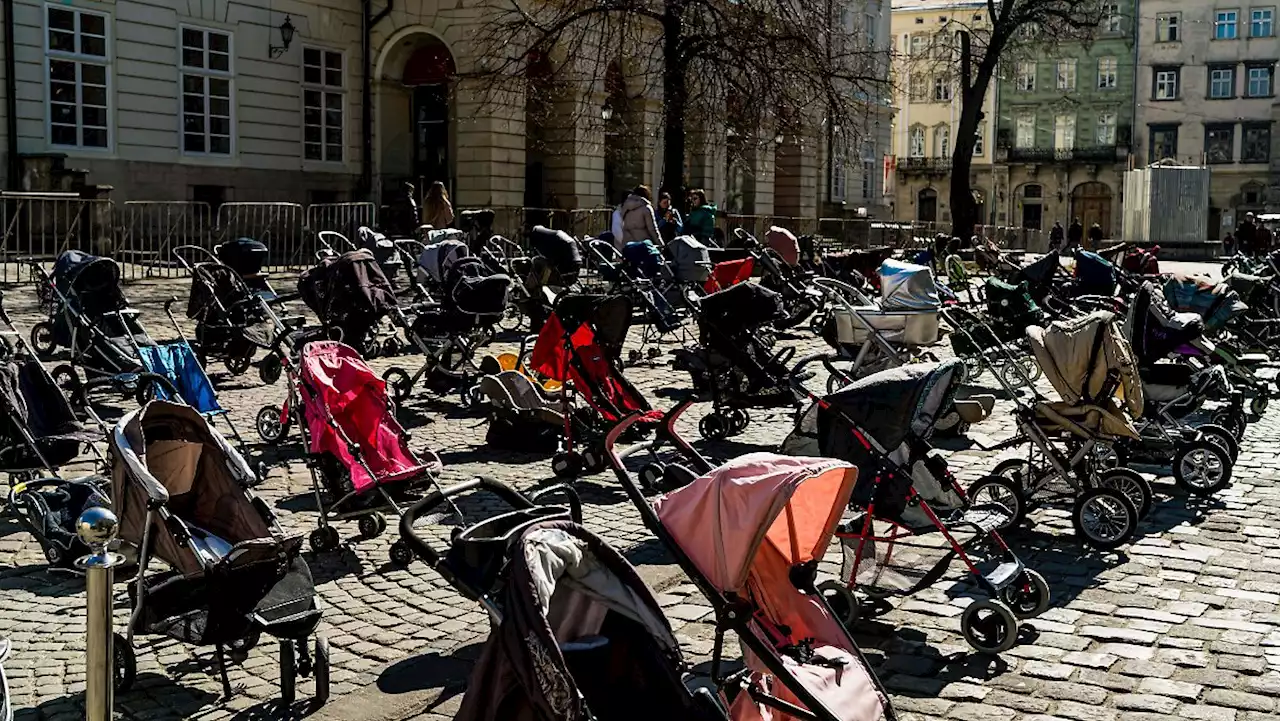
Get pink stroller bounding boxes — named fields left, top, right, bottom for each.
left=607, top=409, right=895, bottom=721
left=287, top=341, right=443, bottom=564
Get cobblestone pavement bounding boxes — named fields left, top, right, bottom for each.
left=6, top=261, right=1280, bottom=721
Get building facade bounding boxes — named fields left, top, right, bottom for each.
left=1134, top=1, right=1279, bottom=239
left=889, top=0, right=997, bottom=226
left=993, top=2, right=1136, bottom=237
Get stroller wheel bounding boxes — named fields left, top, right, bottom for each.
left=817, top=580, right=859, bottom=628
left=967, top=476, right=1026, bottom=531
left=1250, top=394, right=1269, bottom=417
left=1072, top=487, right=1137, bottom=550
left=1197, top=423, right=1240, bottom=461
left=279, top=639, right=297, bottom=707
left=258, top=355, right=284, bottom=385
left=1173, top=440, right=1232, bottom=496
left=313, top=637, right=331, bottom=707
left=461, top=384, right=486, bottom=409
left=1095, top=468, right=1153, bottom=520
left=256, top=405, right=290, bottom=443
left=581, top=448, right=607, bottom=475
left=699, top=413, right=729, bottom=441
left=382, top=337, right=402, bottom=357
left=1089, top=442, right=1126, bottom=472
left=628, top=349, right=642, bottom=366
left=639, top=462, right=667, bottom=491
left=960, top=599, right=1019, bottom=654
left=357, top=513, right=387, bottom=540
left=808, top=311, right=829, bottom=336
left=498, top=303, right=525, bottom=332
left=44, top=545, right=62, bottom=566
left=826, top=372, right=852, bottom=395
left=309, top=526, right=340, bottom=554
left=52, top=364, right=84, bottom=405
left=226, top=353, right=254, bottom=376
left=114, top=632, right=136, bottom=694
left=382, top=368, right=412, bottom=402
left=727, top=408, right=750, bottom=436
left=30, top=321, right=56, bottom=357
left=1211, top=409, right=1247, bottom=441
left=999, top=569, right=1052, bottom=619
left=389, top=539, right=415, bottom=567
left=552, top=452, right=582, bottom=478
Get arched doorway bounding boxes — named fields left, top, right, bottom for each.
left=375, top=32, right=456, bottom=205
left=525, top=52, right=554, bottom=210
left=603, top=63, right=633, bottom=206
left=1020, top=183, right=1043, bottom=230
left=917, top=187, right=938, bottom=222
left=1072, top=181, right=1113, bottom=238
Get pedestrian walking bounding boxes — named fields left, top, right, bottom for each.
left=1236, top=212, right=1257, bottom=255
left=1067, top=217, right=1084, bottom=251
left=1049, top=221, right=1065, bottom=252
left=422, top=181, right=454, bottom=229
left=1087, top=222, right=1103, bottom=251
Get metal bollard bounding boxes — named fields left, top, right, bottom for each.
left=77, top=507, right=124, bottom=721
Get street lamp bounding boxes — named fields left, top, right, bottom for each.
left=269, top=16, right=295, bottom=59
left=601, top=102, right=615, bottom=122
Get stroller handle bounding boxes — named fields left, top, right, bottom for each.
left=788, top=352, right=839, bottom=396
left=397, top=477, right=582, bottom=568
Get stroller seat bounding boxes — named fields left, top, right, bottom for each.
left=1142, top=363, right=1193, bottom=388
left=478, top=371, right=564, bottom=426
left=1033, top=400, right=1138, bottom=440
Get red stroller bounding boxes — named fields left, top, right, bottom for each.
left=262, top=340, right=443, bottom=564
left=529, top=293, right=661, bottom=477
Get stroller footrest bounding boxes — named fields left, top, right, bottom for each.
left=956, top=504, right=1014, bottom=534
left=985, top=560, right=1025, bottom=591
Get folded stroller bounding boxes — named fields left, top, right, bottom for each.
left=299, top=249, right=401, bottom=356
left=606, top=429, right=896, bottom=721
left=783, top=360, right=1050, bottom=654
left=111, top=401, right=328, bottom=705
left=673, top=282, right=796, bottom=440
left=265, top=341, right=444, bottom=564
left=530, top=293, right=661, bottom=477
left=396, top=478, right=727, bottom=721
left=817, top=260, right=942, bottom=380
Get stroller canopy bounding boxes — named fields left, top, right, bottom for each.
left=1125, top=282, right=1204, bottom=364
left=699, top=282, right=784, bottom=335
left=444, top=257, right=512, bottom=317
left=1166, top=273, right=1247, bottom=332
left=1073, top=250, right=1116, bottom=296
left=818, top=361, right=964, bottom=453
left=216, top=238, right=268, bottom=276
left=456, top=521, right=714, bottom=721
left=299, top=249, right=398, bottom=341
left=671, top=235, right=711, bottom=282
left=418, top=238, right=470, bottom=285
left=1027, top=310, right=1144, bottom=417
left=766, top=226, right=801, bottom=267
left=53, top=251, right=126, bottom=312
left=529, top=226, right=582, bottom=275
left=1015, top=253, right=1061, bottom=299
left=879, top=259, right=939, bottom=310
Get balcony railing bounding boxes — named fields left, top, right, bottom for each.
left=897, top=156, right=952, bottom=173
left=1003, top=145, right=1127, bottom=163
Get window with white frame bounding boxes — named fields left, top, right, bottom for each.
left=1054, top=113, right=1076, bottom=150
left=1209, top=65, right=1236, bottom=98
left=1101, top=2, right=1122, bottom=32
left=1016, top=62, right=1036, bottom=92
left=180, top=27, right=233, bottom=155
left=1156, top=13, right=1180, bottom=41
left=910, top=34, right=926, bottom=55
left=909, top=74, right=928, bottom=101
left=1154, top=67, right=1180, bottom=99
left=1016, top=113, right=1035, bottom=148
left=303, top=47, right=344, bottom=162
left=860, top=142, right=875, bottom=199
left=1252, top=7, right=1274, bottom=36
left=974, top=122, right=986, bottom=155
left=830, top=135, right=847, bottom=202
left=1057, top=59, right=1077, bottom=90
left=934, top=125, right=950, bottom=157
left=1098, top=57, right=1118, bottom=88
left=46, top=6, right=110, bottom=149
left=1247, top=64, right=1274, bottom=97
left=908, top=125, right=925, bottom=157
left=933, top=75, right=953, bottom=102
left=1216, top=10, right=1239, bottom=39
left=1097, top=111, right=1117, bottom=144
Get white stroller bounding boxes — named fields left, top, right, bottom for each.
left=670, top=235, right=713, bottom=285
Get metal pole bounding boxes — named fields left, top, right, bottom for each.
left=77, top=507, right=124, bottom=721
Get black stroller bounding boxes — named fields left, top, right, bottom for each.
left=111, top=401, right=328, bottom=706
left=673, top=282, right=798, bottom=440
left=397, top=477, right=727, bottom=721
left=298, top=248, right=401, bottom=356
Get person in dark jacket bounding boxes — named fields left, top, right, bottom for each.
left=684, top=189, right=718, bottom=244
left=1236, top=212, right=1257, bottom=255
left=1067, top=218, right=1084, bottom=251
left=1049, top=221, right=1065, bottom=251
left=656, top=191, right=683, bottom=243
left=1087, top=222, right=1104, bottom=250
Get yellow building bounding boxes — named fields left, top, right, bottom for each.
left=889, top=0, right=997, bottom=227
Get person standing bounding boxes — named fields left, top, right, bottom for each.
left=1049, top=221, right=1065, bottom=252
left=1067, top=217, right=1084, bottom=251
left=684, top=189, right=719, bottom=244
left=422, top=181, right=454, bottom=229
left=619, top=185, right=661, bottom=247
left=1236, top=212, right=1258, bottom=255
left=1087, top=222, right=1104, bottom=251
left=656, top=191, right=683, bottom=243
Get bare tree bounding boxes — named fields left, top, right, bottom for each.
left=942, top=0, right=1107, bottom=240
left=465, top=0, right=892, bottom=207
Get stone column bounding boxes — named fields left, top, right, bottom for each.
left=454, top=78, right=526, bottom=208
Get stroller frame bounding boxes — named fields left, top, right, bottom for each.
left=585, top=239, right=688, bottom=362
left=812, top=276, right=941, bottom=383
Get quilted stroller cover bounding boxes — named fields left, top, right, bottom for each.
left=299, top=249, right=399, bottom=344
left=878, top=260, right=939, bottom=311
left=1124, top=282, right=1204, bottom=365
left=1166, top=274, right=1247, bottom=332
left=1027, top=311, right=1143, bottom=438
left=456, top=521, right=721, bottom=721
left=655, top=453, right=892, bottom=721
left=300, top=341, right=441, bottom=493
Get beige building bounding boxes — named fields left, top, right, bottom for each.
left=1135, top=1, right=1279, bottom=238
left=889, top=0, right=996, bottom=226
left=0, top=0, right=894, bottom=224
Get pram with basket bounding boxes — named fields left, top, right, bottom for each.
left=781, top=359, right=1050, bottom=654
left=111, top=400, right=329, bottom=706
left=605, top=413, right=897, bottom=721
left=396, top=477, right=729, bottom=721
left=257, top=341, right=445, bottom=565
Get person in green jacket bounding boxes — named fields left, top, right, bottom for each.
left=684, top=189, right=718, bottom=244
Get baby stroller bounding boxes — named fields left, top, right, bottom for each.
left=948, top=277, right=1045, bottom=388
left=520, top=226, right=584, bottom=329
left=264, top=341, right=444, bottom=564
left=782, top=359, right=1050, bottom=654
left=111, top=401, right=328, bottom=706
left=670, top=235, right=714, bottom=285
left=299, top=248, right=401, bottom=357
left=734, top=228, right=820, bottom=330
left=672, top=282, right=797, bottom=440
left=396, top=478, right=727, bottom=721
left=530, top=293, right=661, bottom=477
left=605, top=418, right=896, bottom=721
left=587, top=238, right=685, bottom=358
left=476, top=370, right=570, bottom=454
left=944, top=307, right=1149, bottom=550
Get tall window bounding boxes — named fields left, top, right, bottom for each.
left=303, top=48, right=344, bottom=162
left=1154, top=67, right=1180, bottom=100
left=830, top=136, right=846, bottom=203
left=1057, top=59, right=1077, bottom=90
left=1205, top=124, right=1235, bottom=163
left=933, top=125, right=950, bottom=157
left=908, top=125, right=925, bottom=157
left=46, top=6, right=110, bottom=149
left=909, top=74, right=928, bottom=101
left=1216, top=10, right=1239, bottom=39
left=1098, top=58, right=1118, bottom=88
left=1016, top=62, right=1036, bottom=92
left=860, top=142, right=875, bottom=199
left=1243, top=122, right=1272, bottom=162
left=910, top=34, right=926, bottom=55
left=1156, top=13, right=1181, bottom=41
left=933, top=75, right=953, bottom=102
left=1054, top=114, right=1076, bottom=150
left=1097, top=111, right=1117, bottom=144
left=1252, top=8, right=1274, bottom=36
left=1101, top=2, right=1122, bottom=32
left=974, top=122, right=986, bottom=155
left=180, top=27, right=233, bottom=155
left=1209, top=66, right=1236, bottom=98
left=1150, top=124, right=1179, bottom=160
left=1016, top=113, right=1036, bottom=148
left=1247, top=64, right=1274, bottom=97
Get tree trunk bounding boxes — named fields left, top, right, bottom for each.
left=949, top=31, right=1001, bottom=242
left=662, top=2, right=688, bottom=205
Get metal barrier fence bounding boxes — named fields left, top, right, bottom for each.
left=119, top=201, right=214, bottom=279
left=0, top=192, right=115, bottom=282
